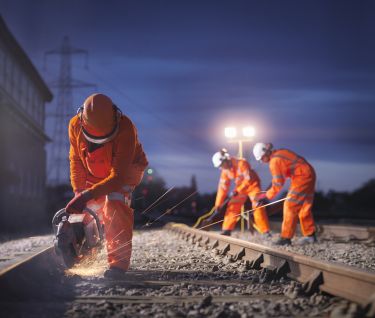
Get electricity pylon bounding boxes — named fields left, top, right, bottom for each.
left=45, top=36, right=95, bottom=185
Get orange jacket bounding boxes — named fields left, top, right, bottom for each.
left=266, top=149, right=314, bottom=200
left=69, top=114, right=148, bottom=199
left=215, top=157, right=261, bottom=207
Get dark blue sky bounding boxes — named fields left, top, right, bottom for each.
left=1, top=0, right=375, bottom=193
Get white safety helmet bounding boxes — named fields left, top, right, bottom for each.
left=212, top=149, right=230, bottom=168
left=253, top=142, right=269, bottom=161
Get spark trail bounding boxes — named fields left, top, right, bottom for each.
left=141, top=187, right=175, bottom=215
left=144, top=190, right=198, bottom=227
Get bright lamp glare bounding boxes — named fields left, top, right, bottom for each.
left=224, top=127, right=237, bottom=138
left=242, top=126, right=256, bottom=137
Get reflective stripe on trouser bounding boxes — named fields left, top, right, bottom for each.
left=281, top=175, right=316, bottom=239
left=222, top=191, right=270, bottom=233
left=248, top=187, right=270, bottom=233
left=84, top=188, right=134, bottom=270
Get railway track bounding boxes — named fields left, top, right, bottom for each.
left=167, top=223, right=375, bottom=310
left=0, top=224, right=374, bottom=317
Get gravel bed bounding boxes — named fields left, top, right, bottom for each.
left=233, top=231, right=375, bottom=272
left=0, top=235, right=53, bottom=261
left=64, top=230, right=361, bottom=318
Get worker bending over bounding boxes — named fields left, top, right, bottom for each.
left=253, top=143, right=316, bottom=245
left=212, top=149, right=270, bottom=236
left=65, top=93, right=148, bottom=279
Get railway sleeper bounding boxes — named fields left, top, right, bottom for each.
left=201, top=237, right=210, bottom=249
left=192, top=234, right=203, bottom=244
left=228, top=247, right=246, bottom=262
left=301, top=270, right=323, bottom=296
left=259, top=260, right=290, bottom=283
left=208, top=239, right=219, bottom=250
left=244, top=252, right=264, bottom=270
left=364, top=293, right=375, bottom=318
left=221, top=246, right=247, bottom=264
left=216, top=242, right=230, bottom=256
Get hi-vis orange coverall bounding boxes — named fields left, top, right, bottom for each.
left=265, top=149, right=316, bottom=239
left=215, top=158, right=270, bottom=233
left=69, top=114, right=148, bottom=270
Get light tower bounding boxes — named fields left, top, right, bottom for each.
left=44, top=36, right=95, bottom=185
left=224, top=125, right=257, bottom=232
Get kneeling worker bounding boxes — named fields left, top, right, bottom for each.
left=65, top=93, right=148, bottom=278
left=212, top=149, right=270, bottom=236
left=253, top=143, right=316, bottom=245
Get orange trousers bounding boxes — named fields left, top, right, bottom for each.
left=281, top=169, right=316, bottom=239
left=86, top=187, right=134, bottom=270
left=222, top=187, right=270, bottom=233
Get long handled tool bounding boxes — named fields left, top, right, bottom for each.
left=193, top=196, right=231, bottom=229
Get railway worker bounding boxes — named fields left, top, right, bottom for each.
left=211, top=148, right=271, bottom=236
left=253, top=143, right=316, bottom=245
left=65, top=93, right=148, bottom=279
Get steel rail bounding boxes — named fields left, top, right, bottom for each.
left=0, top=245, right=54, bottom=277
left=0, top=245, right=66, bottom=300
left=166, top=223, right=375, bottom=308
left=317, top=224, right=375, bottom=241
left=268, top=221, right=375, bottom=241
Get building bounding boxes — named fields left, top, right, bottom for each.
left=0, top=16, right=53, bottom=233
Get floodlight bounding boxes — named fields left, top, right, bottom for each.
left=242, top=126, right=256, bottom=138
left=224, top=127, right=237, bottom=138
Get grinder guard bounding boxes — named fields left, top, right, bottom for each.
left=52, top=208, right=104, bottom=268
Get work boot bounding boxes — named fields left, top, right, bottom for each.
left=261, top=231, right=272, bottom=239
left=298, top=233, right=317, bottom=245
left=220, top=230, right=232, bottom=236
left=104, top=267, right=127, bottom=280
left=273, top=237, right=291, bottom=246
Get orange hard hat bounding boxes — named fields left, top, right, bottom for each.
left=81, top=93, right=119, bottom=143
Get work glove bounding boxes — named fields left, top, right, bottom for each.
left=230, top=190, right=238, bottom=198
left=256, top=198, right=268, bottom=207
left=66, top=190, right=93, bottom=214
left=255, top=192, right=268, bottom=207
left=255, top=192, right=267, bottom=201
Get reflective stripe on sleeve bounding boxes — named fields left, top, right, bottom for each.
left=107, top=192, right=132, bottom=206
left=287, top=197, right=305, bottom=205
left=289, top=190, right=314, bottom=197
left=290, top=158, right=299, bottom=175
left=272, top=175, right=284, bottom=179
left=272, top=181, right=284, bottom=187
left=107, top=192, right=124, bottom=201
left=287, top=196, right=313, bottom=205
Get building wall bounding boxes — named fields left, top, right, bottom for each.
left=0, top=29, right=51, bottom=233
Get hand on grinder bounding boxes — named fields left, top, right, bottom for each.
left=66, top=190, right=93, bottom=214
